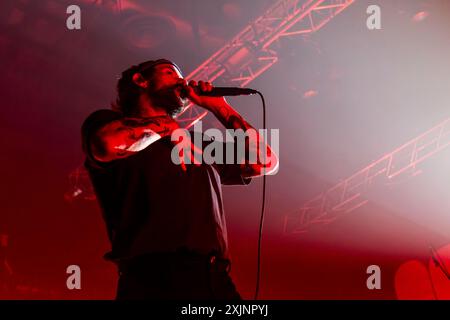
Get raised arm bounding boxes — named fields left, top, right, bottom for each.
left=179, top=80, right=279, bottom=177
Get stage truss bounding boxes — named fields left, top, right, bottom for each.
left=283, top=118, right=450, bottom=234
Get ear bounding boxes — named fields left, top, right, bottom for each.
left=132, top=72, right=148, bottom=89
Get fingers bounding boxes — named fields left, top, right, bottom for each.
left=189, top=80, right=213, bottom=93
left=173, top=135, right=203, bottom=171
left=177, top=145, right=202, bottom=171
left=180, top=158, right=187, bottom=172
left=197, top=81, right=207, bottom=92
left=198, top=81, right=213, bottom=92
left=190, top=141, right=203, bottom=165
left=184, top=79, right=221, bottom=110
left=181, top=80, right=194, bottom=96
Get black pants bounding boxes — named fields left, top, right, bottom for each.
left=115, top=251, right=242, bottom=300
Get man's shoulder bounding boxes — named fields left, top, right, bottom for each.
left=81, top=109, right=122, bottom=134
left=81, top=109, right=123, bottom=160
left=83, top=109, right=122, bottom=124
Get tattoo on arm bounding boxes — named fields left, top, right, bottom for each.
left=212, top=103, right=276, bottom=176
left=214, top=105, right=251, bottom=131
left=122, top=117, right=176, bottom=136
left=94, top=117, right=176, bottom=160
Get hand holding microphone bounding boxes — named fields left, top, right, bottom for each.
left=177, top=79, right=258, bottom=111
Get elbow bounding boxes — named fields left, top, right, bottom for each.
left=242, top=152, right=279, bottom=178
left=265, top=153, right=279, bottom=175
left=89, top=135, right=117, bottom=162
left=261, top=152, right=279, bottom=176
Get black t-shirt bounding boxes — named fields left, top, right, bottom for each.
left=81, top=109, right=251, bottom=262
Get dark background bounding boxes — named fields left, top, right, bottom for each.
left=1, top=0, right=449, bottom=299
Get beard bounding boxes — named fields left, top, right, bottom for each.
left=147, top=85, right=188, bottom=118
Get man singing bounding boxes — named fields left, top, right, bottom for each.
left=81, top=59, right=278, bottom=300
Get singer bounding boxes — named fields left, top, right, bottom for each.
left=81, top=59, right=278, bottom=300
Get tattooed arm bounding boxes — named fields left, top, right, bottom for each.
left=209, top=102, right=279, bottom=177
left=90, top=116, right=179, bottom=162
left=180, top=79, right=279, bottom=177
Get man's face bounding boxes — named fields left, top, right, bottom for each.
left=146, top=63, right=187, bottom=117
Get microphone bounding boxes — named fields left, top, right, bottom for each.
left=179, top=85, right=258, bottom=98
left=198, top=87, right=258, bottom=97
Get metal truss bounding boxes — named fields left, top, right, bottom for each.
left=176, top=0, right=355, bottom=128
left=283, top=117, right=450, bottom=235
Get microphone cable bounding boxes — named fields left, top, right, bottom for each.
left=254, top=91, right=267, bottom=300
